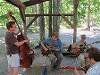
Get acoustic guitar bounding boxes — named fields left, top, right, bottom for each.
left=41, top=44, right=60, bottom=56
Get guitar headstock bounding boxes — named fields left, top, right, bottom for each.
left=7, top=11, right=13, bottom=17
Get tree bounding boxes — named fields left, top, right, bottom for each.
left=52, top=0, right=60, bottom=36
left=48, top=0, right=53, bottom=37
left=73, top=0, right=79, bottom=43
left=38, top=3, right=45, bottom=41
left=87, top=0, right=91, bottom=30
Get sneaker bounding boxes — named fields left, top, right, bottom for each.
left=22, top=68, right=27, bottom=72
left=18, top=74, right=22, bottom=75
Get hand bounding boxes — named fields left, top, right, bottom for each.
left=74, top=67, right=80, bottom=75
left=21, top=4, right=26, bottom=9
left=44, top=48, right=48, bottom=51
left=24, top=40, right=29, bottom=43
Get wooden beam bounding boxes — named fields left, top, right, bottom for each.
left=19, top=8, right=26, bottom=24
left=73, top=0, right=79, bottom=8
left=26, top=16, right=39, bottom=29
left=24, top=0, right=50, bottom=7
left=25, top=14, right=74, bottom=17
left=5, top=0, right=26, bottom=24
left=61, top=15, right=73, bottom=28
left=5, top=0, right=49, bottom=7
left=5, top=0, right=25, bottom=8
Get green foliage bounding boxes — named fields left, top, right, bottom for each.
left=60, top=0, right=73, bottom=13
left=78, top=0, right=100, bottom=25
left=0, top=1, right=21, bottom=28
left=0, top=0, right=3, bottom=2
left=0, top=0, right=99, bottom=31
left=27, top=26, right=39, bottom=33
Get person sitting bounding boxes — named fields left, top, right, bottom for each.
left=85, top=47, right=100, bottom=75
left=74, top=47, right=100, bottom=75
left=76, top=35, right=88, bottom=53
left=62, top=35, right=87, bottom=57
left=41, top=32, right=63, bottom=70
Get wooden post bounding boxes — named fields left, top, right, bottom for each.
left=23, top=22, right=27, bottom=38
left=18, top=6, right=27, bottom=37
left=48, top=0, right=53, bottom=37
left=38, top=3, right=45, bottom=41
left=26, top=16, right=38, bottom=29
left=5, top=0, right=79, bottom=42
left=52, top=0, right=60, bottom=36
left=87, top=0, right=91, bottom=31
left=73, top=0, right=79, bottom=43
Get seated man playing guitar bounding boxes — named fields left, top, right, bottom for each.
left=76, top=35, right=88, bottom=53
left=41, top=32, right=63, bottom=70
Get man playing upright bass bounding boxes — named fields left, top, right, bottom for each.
left=5, top=21, right=28, bottom=75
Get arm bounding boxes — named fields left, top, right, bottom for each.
left=58, top=39, right=63, bottom=50
left=14, top=40, right=28, bottom=47
left=74, top=67, right=85, bottom=75
left=9, top=33, right=29, bottom=47
left=41, top=42, right=48, bottom=51
left=74, top=67, right=81, bottom=75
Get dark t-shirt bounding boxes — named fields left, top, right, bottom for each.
left=5, top=32, right=19, bottom=55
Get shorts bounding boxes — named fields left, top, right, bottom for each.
left=7, top=54, right=20, bottom=68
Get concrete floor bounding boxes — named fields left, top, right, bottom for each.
left=22, top=66, right=80, bottom=75
left=0, top=48, right=85, bottom=75
left=21, top=51, right=85, bottom=75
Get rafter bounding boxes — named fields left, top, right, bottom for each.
left=24, top=0, right=50, bottom=7
left=25, top=14, right=74, bottom=17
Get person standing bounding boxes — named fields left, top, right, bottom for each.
left=5, top=21, right=28, bottom=75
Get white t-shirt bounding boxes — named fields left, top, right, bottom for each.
left=86, top=62, right=100, bottom=75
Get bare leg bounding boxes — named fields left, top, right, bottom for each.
left=7, top=66, right=13, bottom=75
left=13, top=67, right=19, bottom=75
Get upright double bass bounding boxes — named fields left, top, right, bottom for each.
left=7, top=12, right=34, bottom=68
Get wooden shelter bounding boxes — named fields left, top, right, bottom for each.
left=5, top=0, right=79, bottom=43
